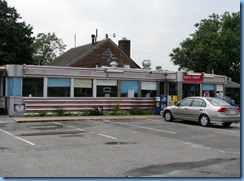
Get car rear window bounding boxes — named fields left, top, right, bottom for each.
left=206, top=98, right=230, bottom=106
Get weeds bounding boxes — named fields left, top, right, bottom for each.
left=54, top=108, right=66, bottom=116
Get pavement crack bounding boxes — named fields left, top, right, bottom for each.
left=126, top=157, right=238, bottom=177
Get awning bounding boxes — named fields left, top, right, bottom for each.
left=226, top=80, right=240, bottom=88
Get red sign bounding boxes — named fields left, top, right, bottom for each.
left=183, top=72, right=203, bottom=83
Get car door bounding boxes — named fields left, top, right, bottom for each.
left=173, top=98, right=193, bottom=120
left=187, top=98, right=206, bottom=122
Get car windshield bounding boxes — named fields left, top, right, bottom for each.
left=206, top=98, right=230, bottom=106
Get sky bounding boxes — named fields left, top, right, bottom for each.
left=6, top=0, right=240, bottom=71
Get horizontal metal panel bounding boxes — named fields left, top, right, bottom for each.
left=74, top=79, right=92, bottom=88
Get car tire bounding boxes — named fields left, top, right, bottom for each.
left=199, top=114, right=210, bottom=127
left=164, top=110, right=173, bottom=122
left=222, top=122, right=232, bottom=127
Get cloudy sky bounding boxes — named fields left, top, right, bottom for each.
left=6, top=0, right=240, bottom=71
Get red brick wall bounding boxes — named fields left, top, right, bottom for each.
left=72, top=41, right=140, bottom=68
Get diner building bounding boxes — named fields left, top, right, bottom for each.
left=0, top=64, right=232, bottom=116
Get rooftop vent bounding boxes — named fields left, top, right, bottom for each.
left=142, top=60, right=151, bottom=70
left=124, top=65, right=130, bottom=69
left=156, top=66, right=162, bottom=71
left=110, top=61, right=118, bottom=68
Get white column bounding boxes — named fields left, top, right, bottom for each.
left=93, top=79, right=97, bottom=98
left=70, top=78, right=74, bottom=97
left=43, top=77, right=48, bottom=97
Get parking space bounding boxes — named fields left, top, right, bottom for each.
left=0, top=117, right=240, bottom=177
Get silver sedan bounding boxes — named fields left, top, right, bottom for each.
left=162, top=97, right=240, bottom=127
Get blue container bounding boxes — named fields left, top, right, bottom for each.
left=155, top=94, right=168, bottom=115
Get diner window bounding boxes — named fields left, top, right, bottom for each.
left=202, top=84, right=215, bottom=97
left=169, top=83, right=177, bottom=95
left=141, top=81, right=157, bottom=97
left=0, top=78, right=6, bottom=97
left=74, top=79, right=92, bottom=97
left=159, top=82, right=164, bottom=94
left=47, top=78, right=70, bottom=97
left=216, top=85, right=224, bottom=99
left=182, top=84, right=200, bottom=98
left=97, top=80, right=117, bottom=97
left=121, top=80, right=138, bottom=97
left=7, top=77, right=21, bottom=96
left=22, top=78, right=43, bottom=97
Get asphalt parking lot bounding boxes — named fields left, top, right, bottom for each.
left=0, top=115, right=240, bottom=177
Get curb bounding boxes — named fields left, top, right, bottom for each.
left=12, top=115, right=162, bottom=123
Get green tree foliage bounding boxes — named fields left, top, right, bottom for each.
left=169, top=12, right=240, bottom=83
left=32, top=33, right=66, bottom=65
left=0, top=0, right=34, bottom=65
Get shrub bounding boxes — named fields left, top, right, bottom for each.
left=54, top=108, right=66, bottom=116
left=64, top=112, right=74, bottom=116
left=82, top=110, right=91, bottom=116
left=37, top=111, right=47, bottom=117
left=82, top=107, right=103, bottom=116
left=25, top=113, right=38, bottom=117
left=112, top=103, right=120, bottom=115
left=129, top=107, right=154, bottom=115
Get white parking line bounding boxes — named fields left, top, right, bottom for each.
left=96, top=133, right=117, bottom=140
left=54, top=122, right=85, bottom=131
left=182, top=141, right=240, bottom=155
left=103, top=120, right=176, bottom=134
left=0, top=128, right=35, bottom=146
left=53, top=122, right=117, bottom=140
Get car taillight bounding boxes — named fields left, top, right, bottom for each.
left=217, top=107, right=227, bottom=112
left=238, top=107, right=240, bottom=112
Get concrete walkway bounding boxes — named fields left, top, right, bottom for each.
left=11, top=115, right=162, bottom=123
left=0, top=115, right=16, bottom=123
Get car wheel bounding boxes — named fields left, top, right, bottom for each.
left=164, top=110, right=173, bottom=122
left=199, top=114, right=210, bottom=127
left=222, top=122, right=232, bottom=127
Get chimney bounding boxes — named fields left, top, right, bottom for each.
left=119, top=37, right=131, bottom=58
left=91, top=34, right=96, bottom=44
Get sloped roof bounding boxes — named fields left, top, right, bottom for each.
left=49, top=39, right=107, bottom=66
left=226, top=80, right=240, bottom=88
left=49, top=38, right=140, bottom=68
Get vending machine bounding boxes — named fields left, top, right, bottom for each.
left=155, top=94, right=168, bottom=115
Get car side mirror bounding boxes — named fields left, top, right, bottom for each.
left=175, top=103, right=180, bottom=107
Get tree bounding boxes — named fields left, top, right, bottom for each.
left=0, top=0, right=34, bottom=65
left=32, top=33, right=66, bottom=65
left=169, top=12, right=240, bottom=83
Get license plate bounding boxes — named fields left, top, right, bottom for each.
left=227, top=110, right=237, bottom=115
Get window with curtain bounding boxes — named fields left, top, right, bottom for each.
left=47, top=78, right=70, bottom=97
left=97, top=80, right=117, bottom=97
left=74, top=79, right=92, bottom=97
left=22, top=78, right=43, bottom=97
left=141, top=81, right=157, bottom=97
